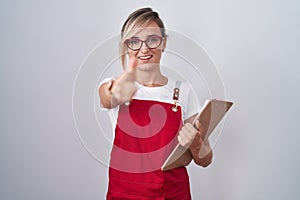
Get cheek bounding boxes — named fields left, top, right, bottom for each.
left=154, top=50, right=162, bottom=60
left=127, top=50, right=138, bottom=58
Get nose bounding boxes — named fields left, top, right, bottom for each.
left=140, top=41, right=149, bottom=53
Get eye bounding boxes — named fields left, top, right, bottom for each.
left=128, top=39, right=140, bottom=45
left=147, top=37, right=159, bottom=43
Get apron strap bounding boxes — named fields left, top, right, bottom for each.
left=173, top=81, right=181, bottom=101
left=172, top=81, right=181, bottom=112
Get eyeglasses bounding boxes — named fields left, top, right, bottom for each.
left=125, top=35, right=163, bottom=51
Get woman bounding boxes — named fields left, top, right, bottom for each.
left=99, top=7, right=213, bottom=200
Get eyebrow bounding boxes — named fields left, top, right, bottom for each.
left=130, top=34, right=160, bottom=39
left=147, top=34, right=160, bottom=37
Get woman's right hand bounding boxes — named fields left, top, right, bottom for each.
left=109, top=57, right=138, bottom=105
left=99, top=57, right=139, bottom=108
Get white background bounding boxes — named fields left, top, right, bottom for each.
left=1, top=0, right=299, bottom=199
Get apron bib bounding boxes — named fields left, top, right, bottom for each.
left=107, top=87, right=192, bottom=200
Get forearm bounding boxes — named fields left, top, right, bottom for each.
left=98, top=80, right=120, bottom=109
left=181, top=115, right=213, bottom=167
left=189, top=135, right=213, bottom=167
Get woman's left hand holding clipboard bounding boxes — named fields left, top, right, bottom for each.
left=178, top=120, right=213, bottom=167
left=177, top=120, right=204, bottom=148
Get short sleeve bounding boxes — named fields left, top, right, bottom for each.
left=185, top=85, right=200, bottom=120
left=179, top=81, right=200, bottom=120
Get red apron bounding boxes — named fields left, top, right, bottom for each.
left=107, top=99, right=192, bottom=200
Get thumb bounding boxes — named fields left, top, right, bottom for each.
left=194, top=120, right=204, bottom=133
left=127, top=57, right=138, bottom=71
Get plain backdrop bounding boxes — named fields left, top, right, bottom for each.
left=1, top=0, right=299, bottom=199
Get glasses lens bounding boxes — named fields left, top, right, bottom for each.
left=125, top=36, right=163, bottom=50
left=146, top=36, right=162, bottom=49
left=126, top=38, right=141, bottom=50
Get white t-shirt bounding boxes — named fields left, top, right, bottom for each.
left=99, top=78, right=200, bottom=131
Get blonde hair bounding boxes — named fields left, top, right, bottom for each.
left=119, top=7, right=166, bottom=69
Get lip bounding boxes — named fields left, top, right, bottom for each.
left=138, top=55, right=153, bottom=61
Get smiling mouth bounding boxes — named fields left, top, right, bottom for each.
left=138, top=55, right=153, bottom=60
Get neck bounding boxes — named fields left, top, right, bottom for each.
left=135, top=63, right=167, bottom=87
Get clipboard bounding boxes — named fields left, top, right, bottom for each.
left=161, top=99, right=233, bottom=171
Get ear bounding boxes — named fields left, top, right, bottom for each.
left=162, top=37, right=167, bottom=52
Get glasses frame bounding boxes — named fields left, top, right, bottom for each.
left=125, top=35, right=163, bottom=51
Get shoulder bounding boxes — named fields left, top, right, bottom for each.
left=168, top=78, right=191, bottom=90
left=172, top=80, right=192, bottom=99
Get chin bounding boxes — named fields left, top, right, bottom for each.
left=137, top=62, right=159, bottom=71
left=138, top=62, right=159, bottom=70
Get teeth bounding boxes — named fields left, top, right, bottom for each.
left=138, top=55, right=152, bottom=60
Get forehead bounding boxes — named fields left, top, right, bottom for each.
left=131, top=21, right=161, bottom=39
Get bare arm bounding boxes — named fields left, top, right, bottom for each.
left=98, top=80, right=117, bottom=109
